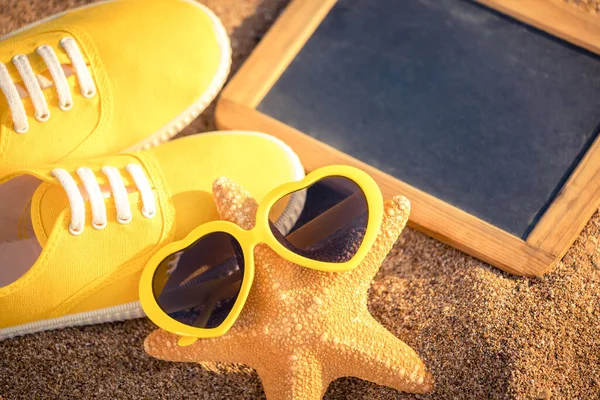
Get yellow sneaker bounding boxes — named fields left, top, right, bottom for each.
left=0, top=0, right=230, bottom=175
left=0, top=131, right=305, bottom=340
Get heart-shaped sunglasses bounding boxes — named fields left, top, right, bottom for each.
left=139, top=165, right=383, bottom=346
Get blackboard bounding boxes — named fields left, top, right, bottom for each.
left=217, top=0, right=600, bottom=275
left=256, top=0, right=600, bottom=239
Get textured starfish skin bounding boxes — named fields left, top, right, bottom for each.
left=145, top=177, right=434, bottom=399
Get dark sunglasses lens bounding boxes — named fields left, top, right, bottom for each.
left=152, top=232, right=244, bottom=329
left=269, top=176, right=369, bottom=263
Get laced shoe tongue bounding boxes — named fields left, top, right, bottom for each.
left=14, top=66, right=75, bottom=99
left=0, top=31, right=80, bottom=80
left=28, top=162, right=155, bottom=244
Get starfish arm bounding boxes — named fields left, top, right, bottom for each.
left=144, top=328, right=249, bottom=365
left=256, top=355, right=330, bottom=400
left=343, top=196, right=410, bottom=290
left=327, top=313, right=434, bottom=394
left=212, top=177, right=258, bottom=230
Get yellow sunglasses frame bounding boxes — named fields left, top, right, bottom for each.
left=139, top=165, right=383, bottom=345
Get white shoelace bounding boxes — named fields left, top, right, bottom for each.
left=51, top=165, right=157, bottom=236
left=0, top=37, right=96, bottom=134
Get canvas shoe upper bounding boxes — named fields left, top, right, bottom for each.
left=0, top=0, right=230, bottom=175
left=0, top=131, right=305, bottom=340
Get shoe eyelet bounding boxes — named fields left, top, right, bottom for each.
left=83, top=88, right=96, bottom=98
left=14, top=123, right=29, bottom=134
left=11, top=54, right=26, bottom=63
left=92, top=221, right=107, bottom=230
left=59, top=37, right=73, bottom=47
left=35, top=112, right=50, bottom=122
left=142, top=208, right=156, bottom=219
left=59, top=101, right=73, bottom=111
left=69, top=223, right=84, bottom=236
left=36, top=44, right=51, bottom=54
left=118, top=215, right=132, bottom=225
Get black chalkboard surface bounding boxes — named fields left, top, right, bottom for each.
left=257, top=0, right=600, bottom=239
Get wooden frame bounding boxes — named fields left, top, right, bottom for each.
left=216, top=0, right=600, bottom=276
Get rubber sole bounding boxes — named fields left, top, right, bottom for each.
left=0, top=301, right=145, bottom=341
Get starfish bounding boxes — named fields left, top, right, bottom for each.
left=144, top=177, right=434, bottom=399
